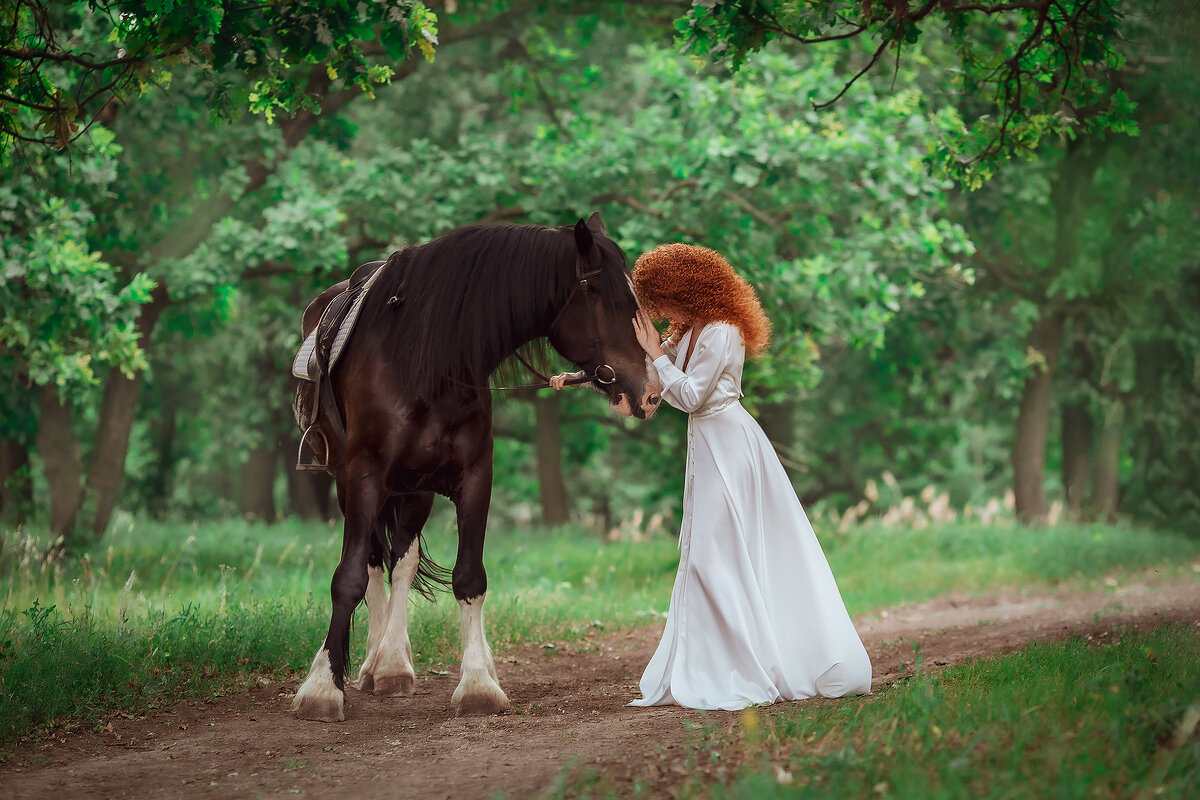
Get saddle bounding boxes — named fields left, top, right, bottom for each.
left=292, top=259, right=389, bottom=472
left=292, top=259, right=387, bottom=382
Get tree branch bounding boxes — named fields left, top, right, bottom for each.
left=721, top=190, right=783, bottom=231
left=811, top=35, right=893, bottom=111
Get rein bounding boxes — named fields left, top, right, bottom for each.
left=490, top=250, right=619, bottom=392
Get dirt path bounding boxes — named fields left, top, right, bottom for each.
left=3, top=575, right=1197, bottom=800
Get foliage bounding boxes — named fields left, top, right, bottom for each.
left=0, top=128, right=154, bottom=398
left=0, top=0, right=436, bottom=156
left=675, top=0, right=1136, bottom=184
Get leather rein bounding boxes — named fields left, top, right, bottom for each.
left=491, top=249, right=619, bottom=392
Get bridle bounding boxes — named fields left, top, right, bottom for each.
left=492, top=249, right=619, bottom=392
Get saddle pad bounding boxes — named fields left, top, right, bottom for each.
left=292, top=329, right=319, bottom=381
left=292, top=263, right=387, bottom=381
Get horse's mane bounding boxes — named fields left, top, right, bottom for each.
left=355, top=222, right=629, bottom=398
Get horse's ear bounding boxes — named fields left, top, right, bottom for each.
left=585, top=211, right=606, bottom=236
left=574, top=219, right=594, bottom=255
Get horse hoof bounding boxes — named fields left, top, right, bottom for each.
left=354, top=672, right=374, bottom=693
left=372, top=674, right=415, bottom=697
left=454, top=692, right=510, bottom=717
left=453, top=684, right=510, bottom=717
left=292, top=691, right=345, bottom=723
left=293, top=648, right=346, bottom=721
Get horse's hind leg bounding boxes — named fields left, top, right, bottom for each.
left=357, top=492, right=435, bottom=696
left=354, top=544, right=389, bottom=690
left=293, top=479, right=381, bottom=722
left=450, top=468, right=510, bottom=717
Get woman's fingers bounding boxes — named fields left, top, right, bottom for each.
left=632, top=313, right=662, bottom=356
left=549, top=371, right=579, bottom=390
left=631, top=315, right=650, bottom=348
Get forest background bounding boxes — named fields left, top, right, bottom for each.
left=1, top=0, right=1198, bottom=551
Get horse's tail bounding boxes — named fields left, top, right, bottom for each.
left=373, top=497, right=453, bottom=601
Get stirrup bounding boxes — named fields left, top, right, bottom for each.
left=296, top=424, right=330, bottom=472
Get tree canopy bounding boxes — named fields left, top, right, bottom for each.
left=1, top=0, right=438, bottom=154
left=678, top=0, right=1138, bottom=185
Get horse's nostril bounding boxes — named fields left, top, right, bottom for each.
left=648, top=394, right=660, bottom=406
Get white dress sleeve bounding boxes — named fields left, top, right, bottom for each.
left=652, top=324, right=735, bottom=414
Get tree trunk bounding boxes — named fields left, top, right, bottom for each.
left=284, top=435, right=334, bottom=521
left=36, top=387, right=85, bottom=548
left=145, top=378, right=179, bottom=517
left=1012, top=313, right=1064, bottom=524
left=534, top=392, right=569, bottom=525
left=1060, top=332, right=1093, bottom=519
left=81, top=290, right=169, bottom=540
left=83, top=369, right=148, bottom=538
left=0, top=436, right=31, bottom=525
left=1011, top=138, right=1105, bottom=525
left=1061, top=401, right=1093, bottom=518
left=1089, top=402, right=1123, bottom=521
left=240, top=445, right=279, bottom=521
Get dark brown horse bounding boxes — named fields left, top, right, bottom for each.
left=291, top=213, right=660, bottom=721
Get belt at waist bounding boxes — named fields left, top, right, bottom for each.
left=689, top=397, right=741, bottom=420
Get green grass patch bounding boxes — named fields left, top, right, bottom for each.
left=0, top=597, right=321, bottom=745
left=0, top=514, right=1197, bottom=746
left=666, top=623, right=1200, bottom=799
left=828, top=521, right=1200, bottom=612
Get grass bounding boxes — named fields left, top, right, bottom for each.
left=684, top=623, right=1200, bottom=799
left=829, top=520, right=1200, bottom=612
left=1, top=511, right=1198, bottom=747
left=539, top=623, right=1200, bottom=799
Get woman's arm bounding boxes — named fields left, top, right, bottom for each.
left=651, top=324, right=737, bottom=414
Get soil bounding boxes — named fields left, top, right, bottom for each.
left=3, top=574, right=1197, bottom=800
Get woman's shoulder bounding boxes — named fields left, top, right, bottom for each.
left=701, top=321, right=744, bottom=347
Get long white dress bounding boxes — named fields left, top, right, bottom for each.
left=629, top=322, right=872, bottom=711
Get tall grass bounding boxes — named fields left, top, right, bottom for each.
left=0, top=513, right=1197, bottom=745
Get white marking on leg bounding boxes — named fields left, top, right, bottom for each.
left=451, top=593, right=510, bottom=716
left=355, top=565, right=388, bottom=688
left=292, top=647, right=344, bottom=722
left=360, top=538, right=419, bottom=695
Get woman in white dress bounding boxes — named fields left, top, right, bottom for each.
left=555, top=242, right=871, bottom=711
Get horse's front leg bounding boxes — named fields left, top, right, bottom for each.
left=293, top=478, right=380, bottom=722
left=450, top=465, right=510, bottom=717
left=358, top=492, right=435, bottom=696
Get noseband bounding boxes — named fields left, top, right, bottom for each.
left=493, top=251, right=618, bottom=391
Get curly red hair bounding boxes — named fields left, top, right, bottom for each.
left=632, top=243, right=771, bottom=356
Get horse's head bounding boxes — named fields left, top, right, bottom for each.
left=548, top=213, right=662, bottom=419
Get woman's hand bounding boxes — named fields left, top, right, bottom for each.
left=633, top=309, right=667, bottom=360
left=548, top=370, right=585, bottom=391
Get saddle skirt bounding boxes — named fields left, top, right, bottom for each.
left=292, top=260, right=387, bottom=381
